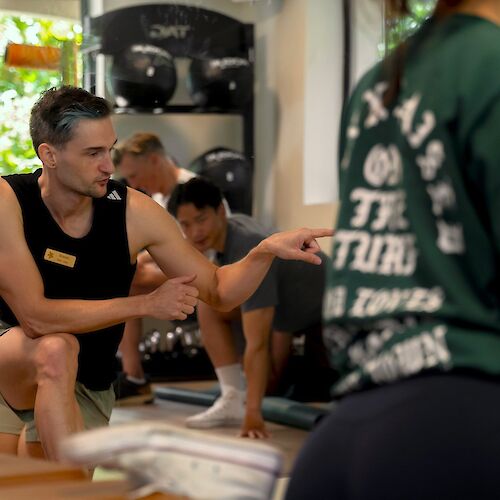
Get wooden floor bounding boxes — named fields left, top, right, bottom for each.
left=110, top=381, right=312, bottom=476
left=101, top=380, right=325, bottom=499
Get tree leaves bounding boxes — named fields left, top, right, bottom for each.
left=0, top=14, right=82, bottom=175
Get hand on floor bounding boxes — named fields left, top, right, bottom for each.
left=239, top=411, right=270, bottom=439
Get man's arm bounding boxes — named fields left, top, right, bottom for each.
left=240, top=306, right=275, bottom=439
left=0, top=179, right=198, bottom=337
left=212, top=227, right=327, bottom=311
left=127, top=189, right=333, bottom=311
left=130, top=251, right=167, bottom=294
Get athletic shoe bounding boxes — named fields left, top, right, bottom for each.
left=113, top=373, right=154, bottom=406
left=185, top=389, right=245, bottom=429
left=59, top=421, right=283, bottom=500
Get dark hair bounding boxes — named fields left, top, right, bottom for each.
left=383, top=0, right=465, bottom=106
left=385, top=0, right=411, bottom=17
left=167, top=177, right=223, bottom=217
left=30, top=86, right=111, bottom=157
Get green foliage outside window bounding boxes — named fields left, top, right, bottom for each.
left=384, top=0, right=437, bottom=54
left=0, top=15, right=82, bottom=175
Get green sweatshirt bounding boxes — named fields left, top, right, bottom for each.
left=324, top=14, right=500, bottom=396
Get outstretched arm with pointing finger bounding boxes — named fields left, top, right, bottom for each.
left=127, top=189, right=333, bottom=313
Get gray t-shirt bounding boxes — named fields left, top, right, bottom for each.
left=217, top=214, right=328, bottom=333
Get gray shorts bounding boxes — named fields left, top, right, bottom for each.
left=0, top=323, right=12, bottom=337
left=0, top=381, right=115, bottom=443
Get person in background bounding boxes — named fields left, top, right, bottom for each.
left=113, top=134, right=234, bottom=405
left=0, top=86, right=332, bottom=461
left=286, top=0, right=500, bottom=497
left=168, top=177, right=335, bottom=439
left=114, top=132, right=195, bottom=208
left=111, top=133, right=196, bottom=404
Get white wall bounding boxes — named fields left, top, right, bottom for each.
left=252, top=0, right=338, bottom=255
left=302, top=0, right=344, bottom=205
left=253, top=0, right=383, bottom=255
left=251, top=0, right=282, bottom=225
left=351, top=0, right=384, bottom=88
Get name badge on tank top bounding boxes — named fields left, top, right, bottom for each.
left=44, top=248, right=77, bottom=268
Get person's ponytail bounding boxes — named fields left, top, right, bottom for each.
left=385, top=0, right=411, bottom=18
left=383, top=0, right=465, bottom=106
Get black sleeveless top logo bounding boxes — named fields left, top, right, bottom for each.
left=0, top=170, right=136, bottom=390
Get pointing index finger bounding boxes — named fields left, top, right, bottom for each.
left=309, top=228, right=334, bottom=239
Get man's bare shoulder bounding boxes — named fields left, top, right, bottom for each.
left=125, top=185, right=154, bottom=205
left=0, top=176, right=10, bottom=190
left=125, top=185, right=184, bottom=257
left=0, top=177, right=18, bottom=208
left=0, top=178, right=24, bottom=246
left=126, top=186, right=177, bottom=223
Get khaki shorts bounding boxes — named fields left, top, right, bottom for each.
left=0, top=381, right=115, bottom=442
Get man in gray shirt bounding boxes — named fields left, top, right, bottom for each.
left=168, top=177, right=333, bottom=439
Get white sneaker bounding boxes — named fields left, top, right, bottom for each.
left=59, top=421, right=283, bottom=500
left=186, top=389, right=245, bottom=429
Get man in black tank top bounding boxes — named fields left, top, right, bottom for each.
left=0, top=86, right=332, bottom=462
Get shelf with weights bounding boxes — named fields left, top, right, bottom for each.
left=82, top=2, right=255, bottom=214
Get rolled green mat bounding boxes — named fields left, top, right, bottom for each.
left=261, top=397, right=330, bottom=430
left=154, top=387, right=218, bottom=406
left=154, top=387, right=331, bottom=431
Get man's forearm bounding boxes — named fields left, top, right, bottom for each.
left=213, top=244, right=275, bottom=311
left=19, top=295, right=150, bottom=337
left=210, top=227, right=330, bottom=311
left=243, top=346, right=269, bottom=413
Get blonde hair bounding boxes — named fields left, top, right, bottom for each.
left=113, top=132, right=173, bottom=166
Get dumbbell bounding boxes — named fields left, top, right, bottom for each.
left=139, top=325, right=203, bottom=357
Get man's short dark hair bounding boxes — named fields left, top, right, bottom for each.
left=168, top=177, right=223, bottom=217
left=30, top=86, right=112, bottom=157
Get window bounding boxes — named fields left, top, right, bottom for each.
left=0, top=14, right=82, bottom=174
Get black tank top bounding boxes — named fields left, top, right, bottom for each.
left=0, top=170, right=136, bottom=390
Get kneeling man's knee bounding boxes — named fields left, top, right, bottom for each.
left=34, top=334, right=80, bottom=382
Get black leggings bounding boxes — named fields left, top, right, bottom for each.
left=285, top=374, right=500, bottom=500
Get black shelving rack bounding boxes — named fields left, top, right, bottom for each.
left=112, top=104, right=254, bottom=165
left=80, top=3, right=255, bottom=209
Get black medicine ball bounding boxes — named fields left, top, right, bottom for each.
left=110, top=44, right=177, bottom=108
left=187, top=57, right=253, bottom=109
left=189, top=147, right=252, bottom=214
